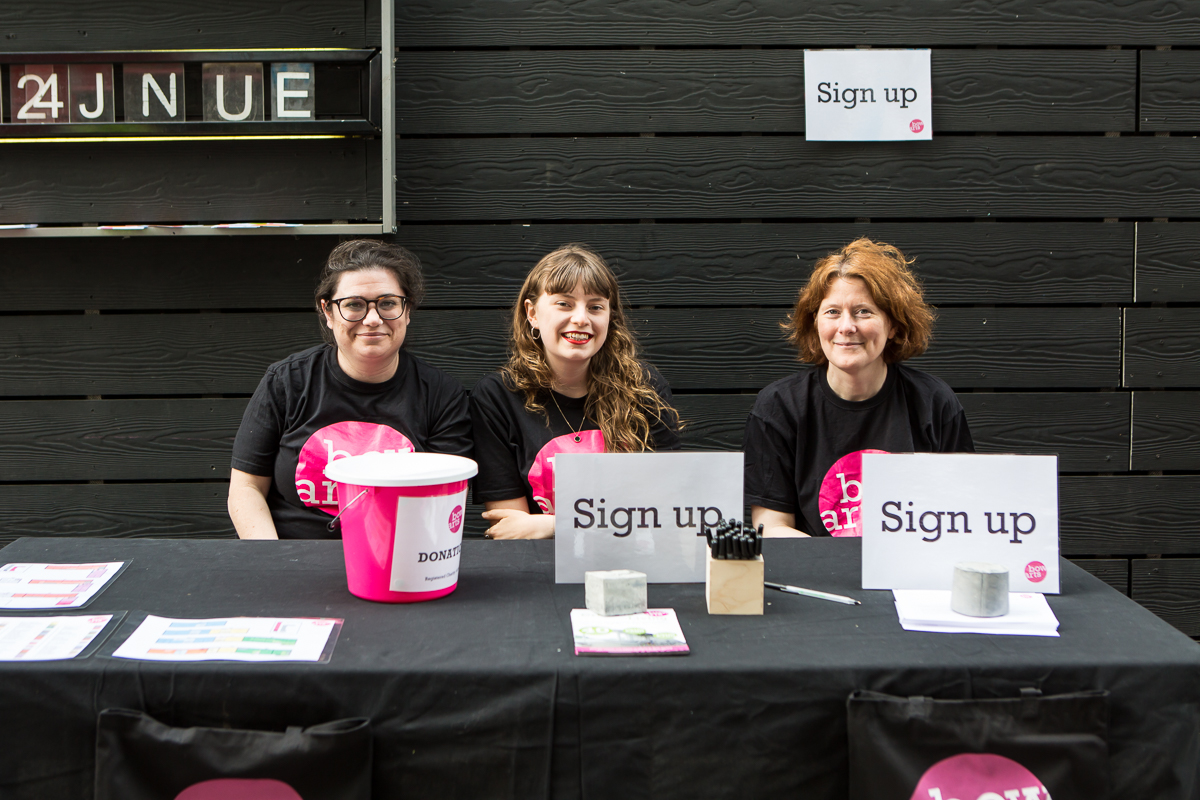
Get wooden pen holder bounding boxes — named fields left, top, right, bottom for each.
left=705, top=550, right=764, bottom=615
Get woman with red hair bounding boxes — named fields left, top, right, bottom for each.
left=744, top=238, right=974, bottom=538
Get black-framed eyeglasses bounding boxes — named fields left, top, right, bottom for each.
left=328, top=294, right=408, bottom=322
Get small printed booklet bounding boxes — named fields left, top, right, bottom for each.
left=893, top=590, right=1060, bottom=637
left=0, top=561, right=126, bottom=610
left=0, top=615, right=115, bottom=661
left=570, top=608, right=689, bottom=656
left=113, top=616, right=343, bottom=663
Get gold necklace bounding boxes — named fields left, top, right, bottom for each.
left=549, top=390, right=586, bottom=443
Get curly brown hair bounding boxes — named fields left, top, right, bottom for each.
left=784, top=238, right=934, bottom=365
left=501, top=244, right=678, bottom=453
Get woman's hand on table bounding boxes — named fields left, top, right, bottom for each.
left=482, top=499, right=556, bottom=539
left=751, top=506, right=811, bottom=538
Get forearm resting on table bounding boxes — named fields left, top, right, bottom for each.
left=751, top=506, right=811, bottom=538
left=481, top=498, right=556, bottom=539
left=228, top=469, right=279, bottom=540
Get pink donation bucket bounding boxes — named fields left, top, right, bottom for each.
left=324, top=452, right=478, bottom=603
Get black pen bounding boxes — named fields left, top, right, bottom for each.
left=764, top=581, right=861, bottom=606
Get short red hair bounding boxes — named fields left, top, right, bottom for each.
left=784, top=238, right=934, bottom=365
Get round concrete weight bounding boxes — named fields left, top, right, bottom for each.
left=950, top=562, right=1009, bottom=617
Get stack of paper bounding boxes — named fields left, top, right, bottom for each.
left=570, top=608, right=689, bottom=655
left=893, top=590, right=1060, bottom=637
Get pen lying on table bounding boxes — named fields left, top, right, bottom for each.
left=764, top=582, right=861, bottom=606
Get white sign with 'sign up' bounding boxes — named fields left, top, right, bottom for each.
left=860, top=453, right=1060, bottom=593
left=554, top=452, right=743, bottom=584
left=804, top=49, right=933, bottom=141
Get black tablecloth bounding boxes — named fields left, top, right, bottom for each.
left=1, top=537, right=1197, bottom=799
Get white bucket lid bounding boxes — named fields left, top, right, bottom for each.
left=324, top=451, right=478, bottom=487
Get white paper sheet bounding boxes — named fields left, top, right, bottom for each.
left=804, top=49, right=933, bottom=141
left=0, top=562, right=125, bottom=609
left=0, top=615, right=113, bottom=660
left=893, top=590, right=1060, bottom=637
left=113, top=615, right=341, bottom=662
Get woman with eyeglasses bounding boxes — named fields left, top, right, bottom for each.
left=469, top=243, right=681, bottom=539
left=744, top=238, right=974, bottom=539
left=228, top=240, right=472, bottom=539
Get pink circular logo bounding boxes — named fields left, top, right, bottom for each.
left=1025, top=561, right=1047, bottom=582
left=818, top=449, right=887, bottom=537
left=449, top=505, right=464, bottom=533
left=296, top=421, right=414, bottom=514
left=910, top=119, right=924, bottom=133
left=527, top=430, right=606, bottom=514
left=911, top=753, right=1048, bottom=800
left=176, top=779, right=303, bottom=800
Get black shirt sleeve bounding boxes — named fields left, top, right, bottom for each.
left=419, top=365, right=474, bottom=460
left=942, top=407, right=975, bottom=453
left=469, top=374, right=532, bottom=504
left=231, top=366, right=285, bottom=477
left=905, top=366, right=975, bottom=455
left=742, top=399, right=802, bottom=518
left=644, top=364, right=683, bottom=451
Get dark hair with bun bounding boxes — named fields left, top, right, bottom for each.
left=314, top=240, right=425, bottom=344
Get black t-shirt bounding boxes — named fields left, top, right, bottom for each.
left=743, top=363, right=974, bottom=537
left=231, top=344, right=472, bottom=539
left=469, top=366, right=682, bottom=514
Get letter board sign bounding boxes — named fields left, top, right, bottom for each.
left=861, top=453, right=1059, bottom=593
left=554, top=452, right=743, bottom=584
left=123, top=63, right=185, bottom=122
left=804, top=49, right=932, bottom=141
left=5, top=60, right=323, bottom=126
left=68, top=64, right=115, bottom=123
left=10, top=64, right=69, bottom=123
left=202, top=62, right=265, bottom=122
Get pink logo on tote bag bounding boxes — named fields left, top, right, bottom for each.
left=176, top=778, right=303, bottom=800
left=910, top=753, right=1050, bottom=800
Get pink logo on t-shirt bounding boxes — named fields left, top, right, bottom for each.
left=176, top=778, right=303, bottom=800
left=818, top=449, right=888, bottom=537
left=910, top=753, right=1050, bottom=800
left=528, top=430, right=605, bottom=514
left=296, top=421, right=414, bottom=514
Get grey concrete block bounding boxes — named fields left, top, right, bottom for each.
left=585, top=569, right=647, bottom=616
left=951, top=561, right=1010, bottom=617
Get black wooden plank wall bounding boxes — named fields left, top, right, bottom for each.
left=1, top=2, right=1198, bottom=637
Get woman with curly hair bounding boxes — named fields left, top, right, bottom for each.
left=744, top=238, right=974, bottom=539
left=470, top=244, right=681, bottom=539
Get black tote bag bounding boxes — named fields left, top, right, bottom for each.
left=95, top=708, right=371, bottom=800
left=847, top=689, right=1110, bottom=800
